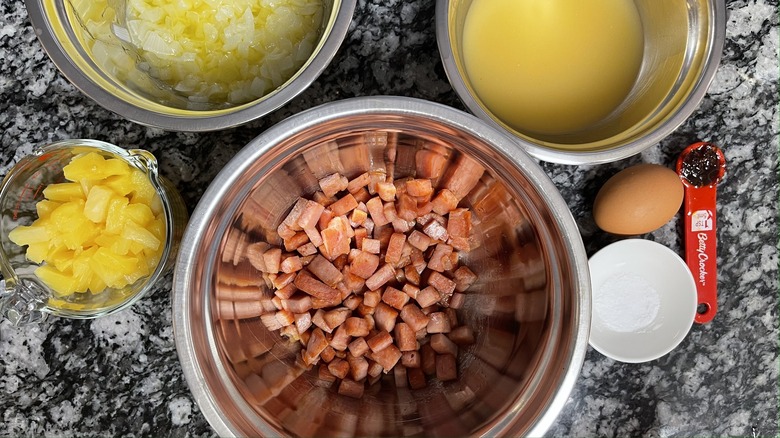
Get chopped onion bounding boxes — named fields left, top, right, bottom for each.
left=123, top=0, right=323, bottom=105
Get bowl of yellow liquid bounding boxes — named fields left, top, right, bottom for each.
left=0, top=139, right=188, bottom=325
left=436, top=0, right=726, bottom=164
left=24, top=0, right=355, bottom=131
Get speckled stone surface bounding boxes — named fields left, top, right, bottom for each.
left=0, top=0, right=777, bottom=436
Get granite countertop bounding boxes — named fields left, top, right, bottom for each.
left=0, top=0, right=777, bottom=436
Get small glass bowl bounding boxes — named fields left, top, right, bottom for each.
left=0, top=139, right=188, bottom=324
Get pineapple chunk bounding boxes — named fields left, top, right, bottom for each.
left=128, top=241, right=145, bottom=255
left=89, top=276, right=108, bottom=295
left=36, top=200, right=62, bottom=219
left=34, top=265, right=78, bottom=297
left=124, top=203, right=155, bottom=226
left=129, top=169, right=157, bottom=206
left=105, top=196, right=131, bottom=234
left=62, top=152, right=104, bottom=181
left=89, top=248, right=139, bottom=289
left=49, top=246, right=76, bottom=272
left=49, top=200, right=84, bottom=229
left=95, top=234, right=132, bottom=256
left=72, top=247, right=98, bottom=292
left=104, top=174, right=135, bottom=196
left=104, top=158, right=132, bottom=177
left=79, top=178, right=94, bottom=199
left=148, top=217, right=166, bottom=241
left=63, top=152, right=131, bottom=181
left=84, top=185, right=117, bottom=223
left=25, top=242, right=49, bottom=264
left=126, top=259, right=149, bottom=285
left=50, top=201, right=100, bottom=250
left=42, top=183, right=84, bottom=202
left=150, top=193, right=164, bottom=216
left=122, top=220, right=161, bottom=251
left=8, top=223, right=51, bottom=245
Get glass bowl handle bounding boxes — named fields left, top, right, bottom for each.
left=0, top=278, right=48, bottom=326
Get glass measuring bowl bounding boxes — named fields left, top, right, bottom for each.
left=0, top=139, right=188, bottom=325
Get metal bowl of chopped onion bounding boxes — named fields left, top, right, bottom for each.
left=173, top=96, right=591, bottom=436
left=24, top=0, right=355, bottom=131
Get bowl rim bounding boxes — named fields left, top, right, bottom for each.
left=434, top=0, right=727, bottom=165
left=23, top=0, right=357, bottom=132
left=172, top=96, right=592, bottom=437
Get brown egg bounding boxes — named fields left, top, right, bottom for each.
left=593, top=163, right=684, bottom=235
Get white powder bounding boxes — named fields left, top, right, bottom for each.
left=594, top=272, right=660, bottom=332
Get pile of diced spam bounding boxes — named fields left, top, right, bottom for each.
left=240, top=170, right=481, bottom=398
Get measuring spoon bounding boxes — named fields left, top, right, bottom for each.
left=675, top=142, right=726, bottom=324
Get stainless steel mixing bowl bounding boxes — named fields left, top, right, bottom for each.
left=436, top=0, right=726, bottom=164
left=173, top=97, right=590, bottom=436
left=24, top=0, right=355, bottom=131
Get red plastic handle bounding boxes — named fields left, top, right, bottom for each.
left=676, top=142, right=725, bottom=324
left=682, top=185, right=718, bottom=323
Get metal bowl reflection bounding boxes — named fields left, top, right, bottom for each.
left=173, top=97, right=590, bottom=436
